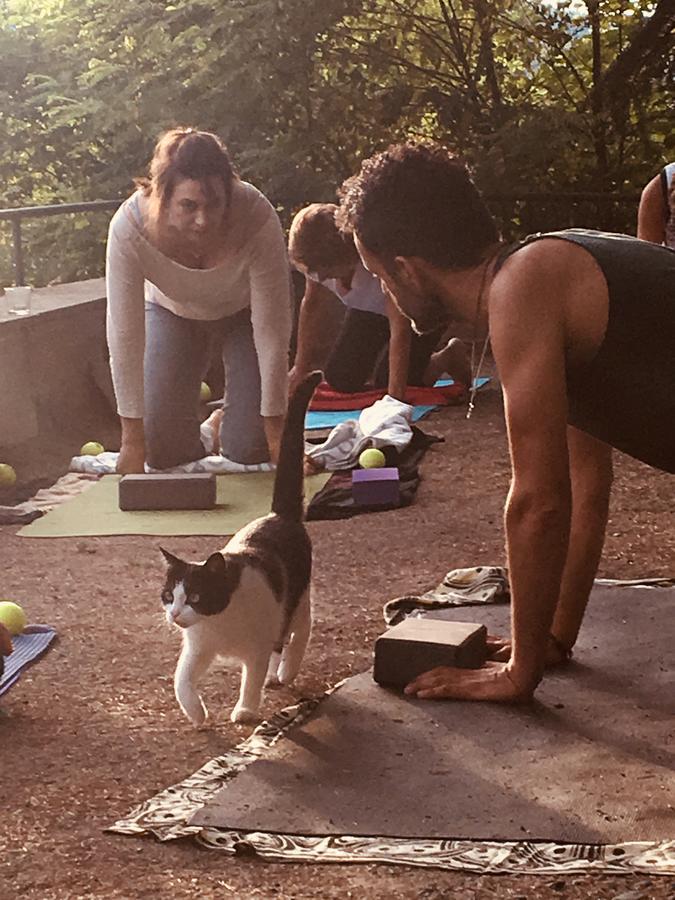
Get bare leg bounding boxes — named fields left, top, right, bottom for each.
left=201, top=408, right=224, bottom=454
left=174, top=638, right=216, bottom=726
left=424, top=337, right=472, bottom=388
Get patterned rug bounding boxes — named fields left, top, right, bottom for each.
left=108, top=579, right=675, bottom=874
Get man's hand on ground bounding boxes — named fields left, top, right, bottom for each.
left=0, top=623, right=13, bottom=656
left=404, top=661, right=535, bottom=703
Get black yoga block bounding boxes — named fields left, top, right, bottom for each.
left=373, top=618, right=488, bottom=687
left=118, top=473, right=217, bottom=511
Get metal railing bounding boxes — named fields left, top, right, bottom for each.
left=0, top=200, right=121, bottom=285
left=0, top=192, right=640, bottom=286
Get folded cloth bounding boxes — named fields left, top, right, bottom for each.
left=70, top=450, right=274, bottom=476
left=306, top=428, right=442, bottom=521
left=0, top=625, right=58, bottom=697
left=305, top=394, right=417, bottom=471
left=310, top=381, right=466, bottom=411
left=383, top=565, right=510, bottom=626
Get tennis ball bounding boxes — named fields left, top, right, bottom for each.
left=0, top=601, right=27, bottom=636
left=359, top=448, right=386, bottom=469
left=0, top=463, right=17, bottom=487
left=200, top=382, right=212, bottom=402
left=80, top=441, right=105, bottom=456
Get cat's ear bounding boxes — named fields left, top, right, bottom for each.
left=159, top=546, right=183, bottom=568
left=204, top=552, right=226, bottom=577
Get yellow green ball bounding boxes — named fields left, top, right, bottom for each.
left=80, top=441, right=105, bottom=456
left=359, top=448, right=386, bottom=469
left=0, top=463, right=17, bottom=487
left=200, top=382, right=212, bottom=402
left=0, top=601, right=27, bottom=636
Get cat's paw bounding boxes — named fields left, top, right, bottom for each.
left=230, top=704, right=261, bottom=725
left=186, top=705, right=208, bottom=728
left=177, top=693, right=208, bottom=727
left=276, top=664, right=299, bottom=686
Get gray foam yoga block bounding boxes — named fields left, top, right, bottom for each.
left=118, top=473, right=217, bottom=511
left=373, top=618, right=487, bottom=687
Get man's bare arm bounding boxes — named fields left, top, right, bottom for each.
left=289, top=279, right=339, bottom=393
left=637, top=174, right=667, bottom=244
left=491, top=255, right=576, bottom=690
left=550, top=427, right=613, bottom=651
left=406, top=247, right=574, bottom=702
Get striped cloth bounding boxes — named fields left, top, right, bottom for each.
left=0, top=625, right=57, bottom=697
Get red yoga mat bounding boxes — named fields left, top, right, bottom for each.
left=309, top=381, right=466, bottom=411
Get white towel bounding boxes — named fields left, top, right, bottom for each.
left=306, top=395, right=415, bottom=471
left=70, top=450, right=274, bottom=476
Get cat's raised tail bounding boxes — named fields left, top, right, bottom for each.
left=271, top=370, right=322, bottom=521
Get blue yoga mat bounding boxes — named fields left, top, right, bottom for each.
left=305, top=378, right=490, bottom=431
left=0, top=625, right=58, bottom=697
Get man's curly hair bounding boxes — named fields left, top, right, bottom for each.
left=336, top=142, right=498, bottom=270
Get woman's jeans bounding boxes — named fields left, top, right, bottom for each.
left=144, top=303, right=269, bottom=468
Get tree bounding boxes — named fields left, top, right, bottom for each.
left=1, top=0, right=672, bottom=284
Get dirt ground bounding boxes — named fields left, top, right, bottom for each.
left=1, top=387, right=673, bottom=900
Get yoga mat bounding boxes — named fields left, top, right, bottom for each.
left=306, top=405, right=435, bottom=430
left=18, top=472, right=330, bottom=538
left=193, top=584, right=674, bottom=844
left=0, top=626, right=58, bottom=697
left=305, top=378, right=490, bottom=431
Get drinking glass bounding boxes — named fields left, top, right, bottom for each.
left=6, top=285, right=32, bottom=316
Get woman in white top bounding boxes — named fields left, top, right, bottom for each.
left=106, top=128, right=291, bottom=472
left=288, top=203, right=470, bottom=399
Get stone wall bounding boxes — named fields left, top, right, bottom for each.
left=0, top=280, right=119, bottom=487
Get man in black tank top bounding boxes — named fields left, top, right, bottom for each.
left=337, top=142, right=675, bottom=705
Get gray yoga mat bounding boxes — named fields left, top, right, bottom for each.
left=192, top=584, right=674, bottom=843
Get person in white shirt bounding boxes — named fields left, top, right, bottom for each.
left=288, top=203, right=470, bottom=400
left=637, top=162, right=675, bottom=248
left=105, top=128, right=291, bottom=471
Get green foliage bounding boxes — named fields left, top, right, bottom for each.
left=0, top=0, right=672, bottom=284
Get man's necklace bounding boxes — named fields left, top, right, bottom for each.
left=466, top=335, right=490, bottom=419
left=466, top=256, right=493, bottom=420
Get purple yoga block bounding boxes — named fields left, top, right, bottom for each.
left=352, top=466, right=400, bottom=506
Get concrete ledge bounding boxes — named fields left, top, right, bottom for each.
left=0, top=278, right=116, bottom=454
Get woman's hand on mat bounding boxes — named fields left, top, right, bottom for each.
left=263, top=415, right=285, bottom=465
left=404, top=662, right=536, bottom=703
left=0, top=623, right=13, bottom=656
left=288, top=365, right=308, bottom=398
left=303, top=454, right=324, bottom=476
left=116, top=441, right=146, bottom=475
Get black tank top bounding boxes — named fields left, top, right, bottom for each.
left=497, top=229, right=675, bottom=473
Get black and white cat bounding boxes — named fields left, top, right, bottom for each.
left=159, top=371, right=322, bottom=726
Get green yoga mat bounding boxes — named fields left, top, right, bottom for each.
left=19, top=472, right=331, bottom=538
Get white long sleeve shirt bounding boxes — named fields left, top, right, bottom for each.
left=105, top=179, right=291, bottom=419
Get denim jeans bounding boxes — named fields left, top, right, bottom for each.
left=143, top=303, right=269, bottom=468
